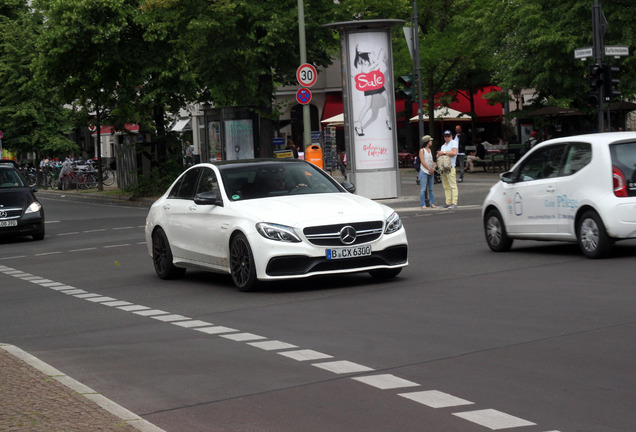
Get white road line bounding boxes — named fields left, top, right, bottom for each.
left=352, top=374, right=420, bottom=390
left=74, top=293, right=102, bottom=299
left=248, top=340, right=298, bottom=351
left=83, top=229, right=106, bottom=233
left=70, top=248, right=98, bottom=252
left=398, top=390, right=473, bottom=408
left=101, top=301, right=133, bottom=307
left=312, top=360, right=374, bottom=374
left=133, top=309, right=169, bottom=317
left=63, top=289, right=87, bottom=295
left=51, top=285, right=76, bottom=291
left=194, top=326, right=238, bottom=335
left=0, top=256, right=27, bottom=260
left=113, top=226, right=135, bottom=230
left=278, top=349, right=333, bottom=362
left=35, top=252, right=62, bottom=256
left=117, top=305, right=150, bottom=312
left=57, top=232, right=80, bottom=236
left=452, top=409, right=536, bottom=430
left=104, top=244, right=131, bottom=248
left=86, top=296, right=117, bottom=303
left=220, top=332, right=266, bottom=342
left=151, top=314, right=190, bottom=322
left=172, top=320, right=212, bottom=328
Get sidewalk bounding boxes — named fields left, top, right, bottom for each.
left=0, top=344, right=165, bottom=432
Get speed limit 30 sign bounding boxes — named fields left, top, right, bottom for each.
left=296, top=63, right=317, bottom=88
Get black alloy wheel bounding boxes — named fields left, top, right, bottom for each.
left=152, top=228, right=186, bottom=279
left=230, top=233, right=258, bottom=291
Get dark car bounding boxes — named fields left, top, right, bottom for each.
left=0, top=164, right=45, bottom=240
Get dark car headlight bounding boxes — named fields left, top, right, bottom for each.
left=384, top=212, right=402, bottom=234
left=256, top=222, right=301, bottom=243
left=25, top=202, right=42, bottom=215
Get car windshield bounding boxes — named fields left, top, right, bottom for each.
left=220, top=162, right=343, bottom=201
left=0, top=168, right=26, bottom=188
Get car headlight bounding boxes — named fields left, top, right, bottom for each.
left=384, top=212, right=402, bottom=234
left=25, top=202, right=42, bottom=214
left=256, top=222, right=301, bottom=243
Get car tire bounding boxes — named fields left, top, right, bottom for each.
left=484, top=208, right=513, bottom=252
left=369, top=268, right=402, bottom=279
left=230, top=233, right=258, bottom=292
left=577, top=210, right=613, bottom=259
left=32, top=227, right=45, bottom=241
left=152, top=228, right=186, bottom=279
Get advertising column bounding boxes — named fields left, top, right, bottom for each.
left=325, top=20, right=404, bottom=199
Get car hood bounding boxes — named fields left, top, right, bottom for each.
left=0, top=190, right=32, bottom=208
left=230, top=193, right=394, bottom=226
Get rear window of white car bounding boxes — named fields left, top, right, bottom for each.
left=610, top=141, right=636, bottom=197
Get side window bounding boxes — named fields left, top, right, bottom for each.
left=562, top=143, right=592, bottom=176
left=517, top=144, right=566, bottom=182
left=169, top=168, right=200, bottom=199
left=196, top=168, right=219, bottom=195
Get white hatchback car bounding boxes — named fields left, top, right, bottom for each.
left=145, top=159, right=408, bottom=291
left=483, top=132, right=636, bottom=258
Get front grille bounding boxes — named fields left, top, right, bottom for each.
left=304, top=221, right=383, bottom=246
left=0, top=207, right=22, bottom=220
left=266, top=245, right=408, bottom=276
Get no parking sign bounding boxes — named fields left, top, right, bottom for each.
left=296, top=88, right=312, bottom=105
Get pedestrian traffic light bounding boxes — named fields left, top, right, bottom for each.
left=588, top=63, right=604, bottom=92
left=398, top=74, right=416, bottom=100
left=603, top=65, right=620, bottom=101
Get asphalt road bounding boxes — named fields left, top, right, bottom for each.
left=1, top=181, right=636, bottom=432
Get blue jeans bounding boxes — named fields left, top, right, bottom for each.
left=418, top=169, right=435, bottom=207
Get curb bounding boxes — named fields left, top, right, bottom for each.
left=0, top=344, right=166, bottom=432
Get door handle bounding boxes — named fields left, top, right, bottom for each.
left=546, top=186, right=555, bottom=193
left=162, top=204, right=170, bottom=210
left=188, top=205, right=197, bottom=211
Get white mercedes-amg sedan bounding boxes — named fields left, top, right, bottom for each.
left=145, top=159, right=408, bottom=291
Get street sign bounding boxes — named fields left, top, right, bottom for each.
left=296, top=88, right=312, bottom=105
left=574, top=47, right=593, bottom=60
left=88, top=124, right=96, bottom=132
left=605, top=45, right=629, bottom=57
left=0, top=130, right=3, bottom=139
left=296, top=63, right=317, bottom=88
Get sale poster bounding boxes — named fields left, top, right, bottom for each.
left=347, top=31, right=394, bottom=170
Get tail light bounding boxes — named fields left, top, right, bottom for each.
left=613, top=166, right=628, bottom=197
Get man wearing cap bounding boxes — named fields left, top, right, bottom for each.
left=418, top=135, right=436, bottom=208
left=437, top=130, right=459, bottom=209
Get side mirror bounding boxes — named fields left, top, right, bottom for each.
left=500, top=171, right=515, bottom=184
left=194, top=190, right=224, bottom=207
left=341, top=181, right=356, bottom=194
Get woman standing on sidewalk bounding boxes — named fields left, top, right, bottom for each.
left=418, top=135, right=436, bottom=208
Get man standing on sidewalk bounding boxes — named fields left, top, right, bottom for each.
left=437, top=130, right=459, bottom=209
left=454, top=124, right=468, bottom=182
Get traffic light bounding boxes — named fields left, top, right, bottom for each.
left=603, top=65, right=620, bottom=101
left=588, top=63, right=604, bottom=92
left=587, top=64, right=604, bottom=106
left=398, top=74, right=416, bottom=100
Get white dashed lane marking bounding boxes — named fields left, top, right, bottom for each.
left=0, top=264, right=560, bottom=432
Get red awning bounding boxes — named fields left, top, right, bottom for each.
left=321, top=92, right=343, bottom=120
left=448, top=86, right=503, bottom=120
left=91, top=123, right=139, bottom=136
left=320, top=87, right=502, bottom=125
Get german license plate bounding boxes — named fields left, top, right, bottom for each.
left=326, top=245, right=371, bottom=260
left=0, top=220, right=18, bottom=228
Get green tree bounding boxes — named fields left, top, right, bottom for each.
left=0, top=1, right=77, bottom=159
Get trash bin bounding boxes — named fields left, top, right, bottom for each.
left=304, top=145, right=323, bottom=169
